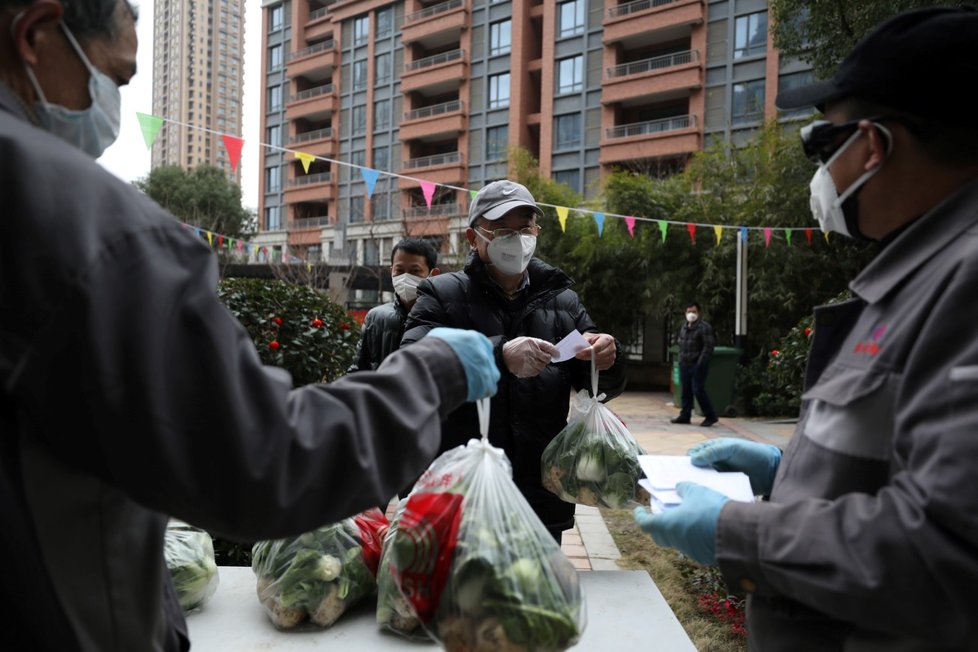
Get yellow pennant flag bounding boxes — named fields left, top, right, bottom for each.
left=206, top=231, right=213, bottom=246
left=713, top=225, right=723, bottom=247
left=295, top=151, right=315, bottom=174
left=556, top=206, right=569, bottom=232
left=824, top=231, right=831, bottom=244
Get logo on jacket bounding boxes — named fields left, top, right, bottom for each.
left=853, top=323, right=889, bottom=356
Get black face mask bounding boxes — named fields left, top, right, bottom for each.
left=840, top=193, right=871, bottom=242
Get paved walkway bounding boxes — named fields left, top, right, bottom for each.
left=562, top=391, right=796, bottom=570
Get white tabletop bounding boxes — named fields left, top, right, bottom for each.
left=186, top=566, right=695, bottom=651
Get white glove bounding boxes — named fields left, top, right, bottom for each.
left=503, top=336, right=560, bottom=378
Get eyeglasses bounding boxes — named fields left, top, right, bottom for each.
left=800, top=115, right=898, bottom=165
left=476, top=224, right=542, bottom=240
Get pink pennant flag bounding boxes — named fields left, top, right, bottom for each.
left=687, top=223, right=696, bottom=244
left=764, top=228, right=772, bottom=248
left=420, top=181, right=437, bottom=208
left=222, top=135, right=244, bottom=171
left=625, top=217, right=636, bottom=237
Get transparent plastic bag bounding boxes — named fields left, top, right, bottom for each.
left=385, top=400, right=585, bottom=652
left=375, top=497, right=433, bottom=640
left=164, top=519, right=220, bottom=612
left=251, top=508, right=388, bottom=630
left=541, top=357, right=648, bottom=509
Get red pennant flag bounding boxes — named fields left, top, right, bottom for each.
left=625, top=217, right=636, bottom=237
left=218, top=235, right=223, bottom=248
left=805, top=228, right=813, bottom=246
left=222, top=134, right=244, bottom=171
left=687, top=223, right=696, bottom=244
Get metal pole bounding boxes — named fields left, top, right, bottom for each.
left=735, top=232, right=748, bottom=357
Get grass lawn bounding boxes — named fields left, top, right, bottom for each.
left=601, top=509, right=747, bottom=652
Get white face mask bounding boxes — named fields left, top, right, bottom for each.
left=392, top=273, right=425, bottom=303
left=22, top=21, right=122, bottom=158
left=476, top=230, right=536, bottom=276
left=686, top=312, right=698, bottom=323
left=809, top=126, right=890, bottom=238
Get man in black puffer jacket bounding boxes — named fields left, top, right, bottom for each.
left=402, top=180, right=627, bottom=542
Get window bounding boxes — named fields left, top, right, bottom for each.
left=265, top=205, right=281, bottom=230
left=557, top=55, right=584, bottom=94
left=734, top=11, right=768, bottom=59
left=778, top=71, right=816, bottom=118
left=268, top=44, right=282, bottom=71
left=267, top=124, right=281, bottom=147
left=553, top=170, right=580, bottom=193
left=558, top=0, right=585, bottom=38
left=489, top=20, right=511, bottom=56
left=554, top=113, right=581, bottom=151
left=353, top=15, right=369, bottom=46
left=732, top=79, right=765, bottom=124
left=352, top=105, right=367, bottom=134
left=375, top=7, right=393, bottom=38
left=373, top=145, right=389, bottom=171
left=265, top=166, right=281, bottom=192
left=374, top=99, right=391, bottom=130
left=375, top=53, right=392, bottom=85
left=269, top=5, right=283, bottom=31
left=350, top=196, right=365, bottom=223
left=267, top=86, right=282, bottom=112
left=353, top=60, right=368, bottom=90
left=488, top=73, right=510, bottom=109
left=486, top=125, right=508, bottom=160
left=371, top=192, right=390, bottom=221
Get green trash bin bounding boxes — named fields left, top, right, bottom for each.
left=669, top=345, right=742, bottom=418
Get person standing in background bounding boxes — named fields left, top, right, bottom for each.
left=671, top=302, right=719, bottom=427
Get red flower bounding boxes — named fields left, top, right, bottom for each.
left=340, top=322, right=350, bottom=330
left=804, top=327, right=812, bottom=337
left=312, top=318, right=323, bottom=328
left=272, top=316, right=283, bottom=326
left=269, top=340, right=280, bottom=350
left=771, top=349, right=780, bottom=357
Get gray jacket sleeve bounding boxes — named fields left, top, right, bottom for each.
left=13, top=222, right=468, bottom=542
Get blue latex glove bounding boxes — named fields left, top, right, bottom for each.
left=688, top=437, right=782, bottom=496
left=427, top=327, right=500, bottom=401
left=633, top=482, right=727, bottom=565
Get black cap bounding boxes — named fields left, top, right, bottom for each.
left=776, top=7, right=978, bottom=123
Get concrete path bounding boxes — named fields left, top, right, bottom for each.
left=562, top=391, right=796, bottom=570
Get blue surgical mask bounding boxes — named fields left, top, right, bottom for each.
left=22, top=22, right=122, bottom=158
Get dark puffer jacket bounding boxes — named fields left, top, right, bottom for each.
left=402, top=252, right=627, bottom=531
left=348, top=299, right=409, bottom=372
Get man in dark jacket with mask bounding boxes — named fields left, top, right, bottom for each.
left=402, top=180, right=628, bottom=542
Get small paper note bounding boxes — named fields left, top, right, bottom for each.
left=638, top=455, right=755, bottom=513
left=551, top=329, right=591, bottom=363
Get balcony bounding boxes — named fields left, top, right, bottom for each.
left=399, top=152, right=464, bottom=188
left=603, top=50, right=701, bottom=104
left=289, top=127, right=337, bottom=158
left=304, top=1, right=335, bottom=40
left=603, top=0, right=704, bottom=45
left=287, top=40, right=336, bottom=81
left=284, top=171, right=335, bottom=204
left=401, top=100, right=466, bottom=141
left=600, top=114, right=700, bottom=165
left=285, top=83, right=336, bottom=121
left=401, top=49, right=466, bottom=94
left=402, top=0, right=467, bottom=48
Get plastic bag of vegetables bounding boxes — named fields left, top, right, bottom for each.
left=385, top=399, right=585, bottom=652
left=164, top=519, right=220, bottom=612
left=251, top=508, right=388, bottom=629
left=541, top=358, right=648, bottom=509
left=375, top=498, right=432, bottom=640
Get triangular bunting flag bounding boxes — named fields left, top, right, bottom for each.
left=556, top=206, right=569, bottom=232
left=740, top=227, right=748, bottom=243
left=420, top=181, right=437, bottom=208
left=295, top=152, right=315, bottom=174
left=593, top=212, right=604, bottom=237
left=658, top=220, right=667, bottom=242
left=237, top=240, right=243, bottom=253
left=307, top=263, right=313, bottom=273
left=713, top=225, right=722, bottom=247
left=805, top=228, right=813, bottom=245
left=469, top=190, right=478, bottom=201
left=764, top=227, right=772, bottom=248
left=687, top=223, right=696, bottom=244
left=206, top=231, right=213, bottom=246
left=785, top=229, right=793, bottom=246
left=222, top=134, right=244, bottom=171
left=360, top=167, right=380, bottom=197
left=625, top=217, right=636, bottom=237
left=218, top=234, right=224, bottom=249
left=824, top=231, right=830, bottom=243
left=136, top=112, right=163, bottom=149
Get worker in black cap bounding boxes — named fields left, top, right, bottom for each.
left=633, top=7, right=978, bottom=651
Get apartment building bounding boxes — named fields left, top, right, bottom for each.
left=255, top=0, right=811, bottom=297
left=151, top=0, right=246, bottom=182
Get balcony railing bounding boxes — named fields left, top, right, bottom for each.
left=606, top=114, right=695, bottom=139
left=607, top=50, right=697, bottom=78
left=403, top=203, right=465, bottom=218
left=289, top=216, right=331, bottom=228
left=290, top=84, right=334, bottom=102
left=405, top=49, right=464, bottom=72
left=403, top=152, right=461, bottom=169
left=308, top=6, right=329, bottom=20
left=404, top=0, right=464, bottom=24
left=404, top=99, right=463, bottom=121
left=287, top=172, right=333, bottom=186
left=287, top=40, right=335, bottom=61
left=290, top=127, right=334, bottom=144
left=607, top=0, right=679, bottom=18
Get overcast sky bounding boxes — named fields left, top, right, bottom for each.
left=97, top=0, right=263, bottom=210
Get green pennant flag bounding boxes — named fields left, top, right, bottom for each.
left=469, top=190, right=478, bottom=201
left=136, top=112, right=164, bottom=149
left=657, top=220, right=668, bottom=242
left=785, top=229, right=793, bottom=246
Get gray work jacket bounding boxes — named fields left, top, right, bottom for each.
left=0, top=86, right=467, bottom=651
left=718, top=178, right=978, bottom=651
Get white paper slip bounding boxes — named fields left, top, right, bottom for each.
left=638, top=455, right=755, bottom=506
left=551, top=329, right=591, bottom=363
